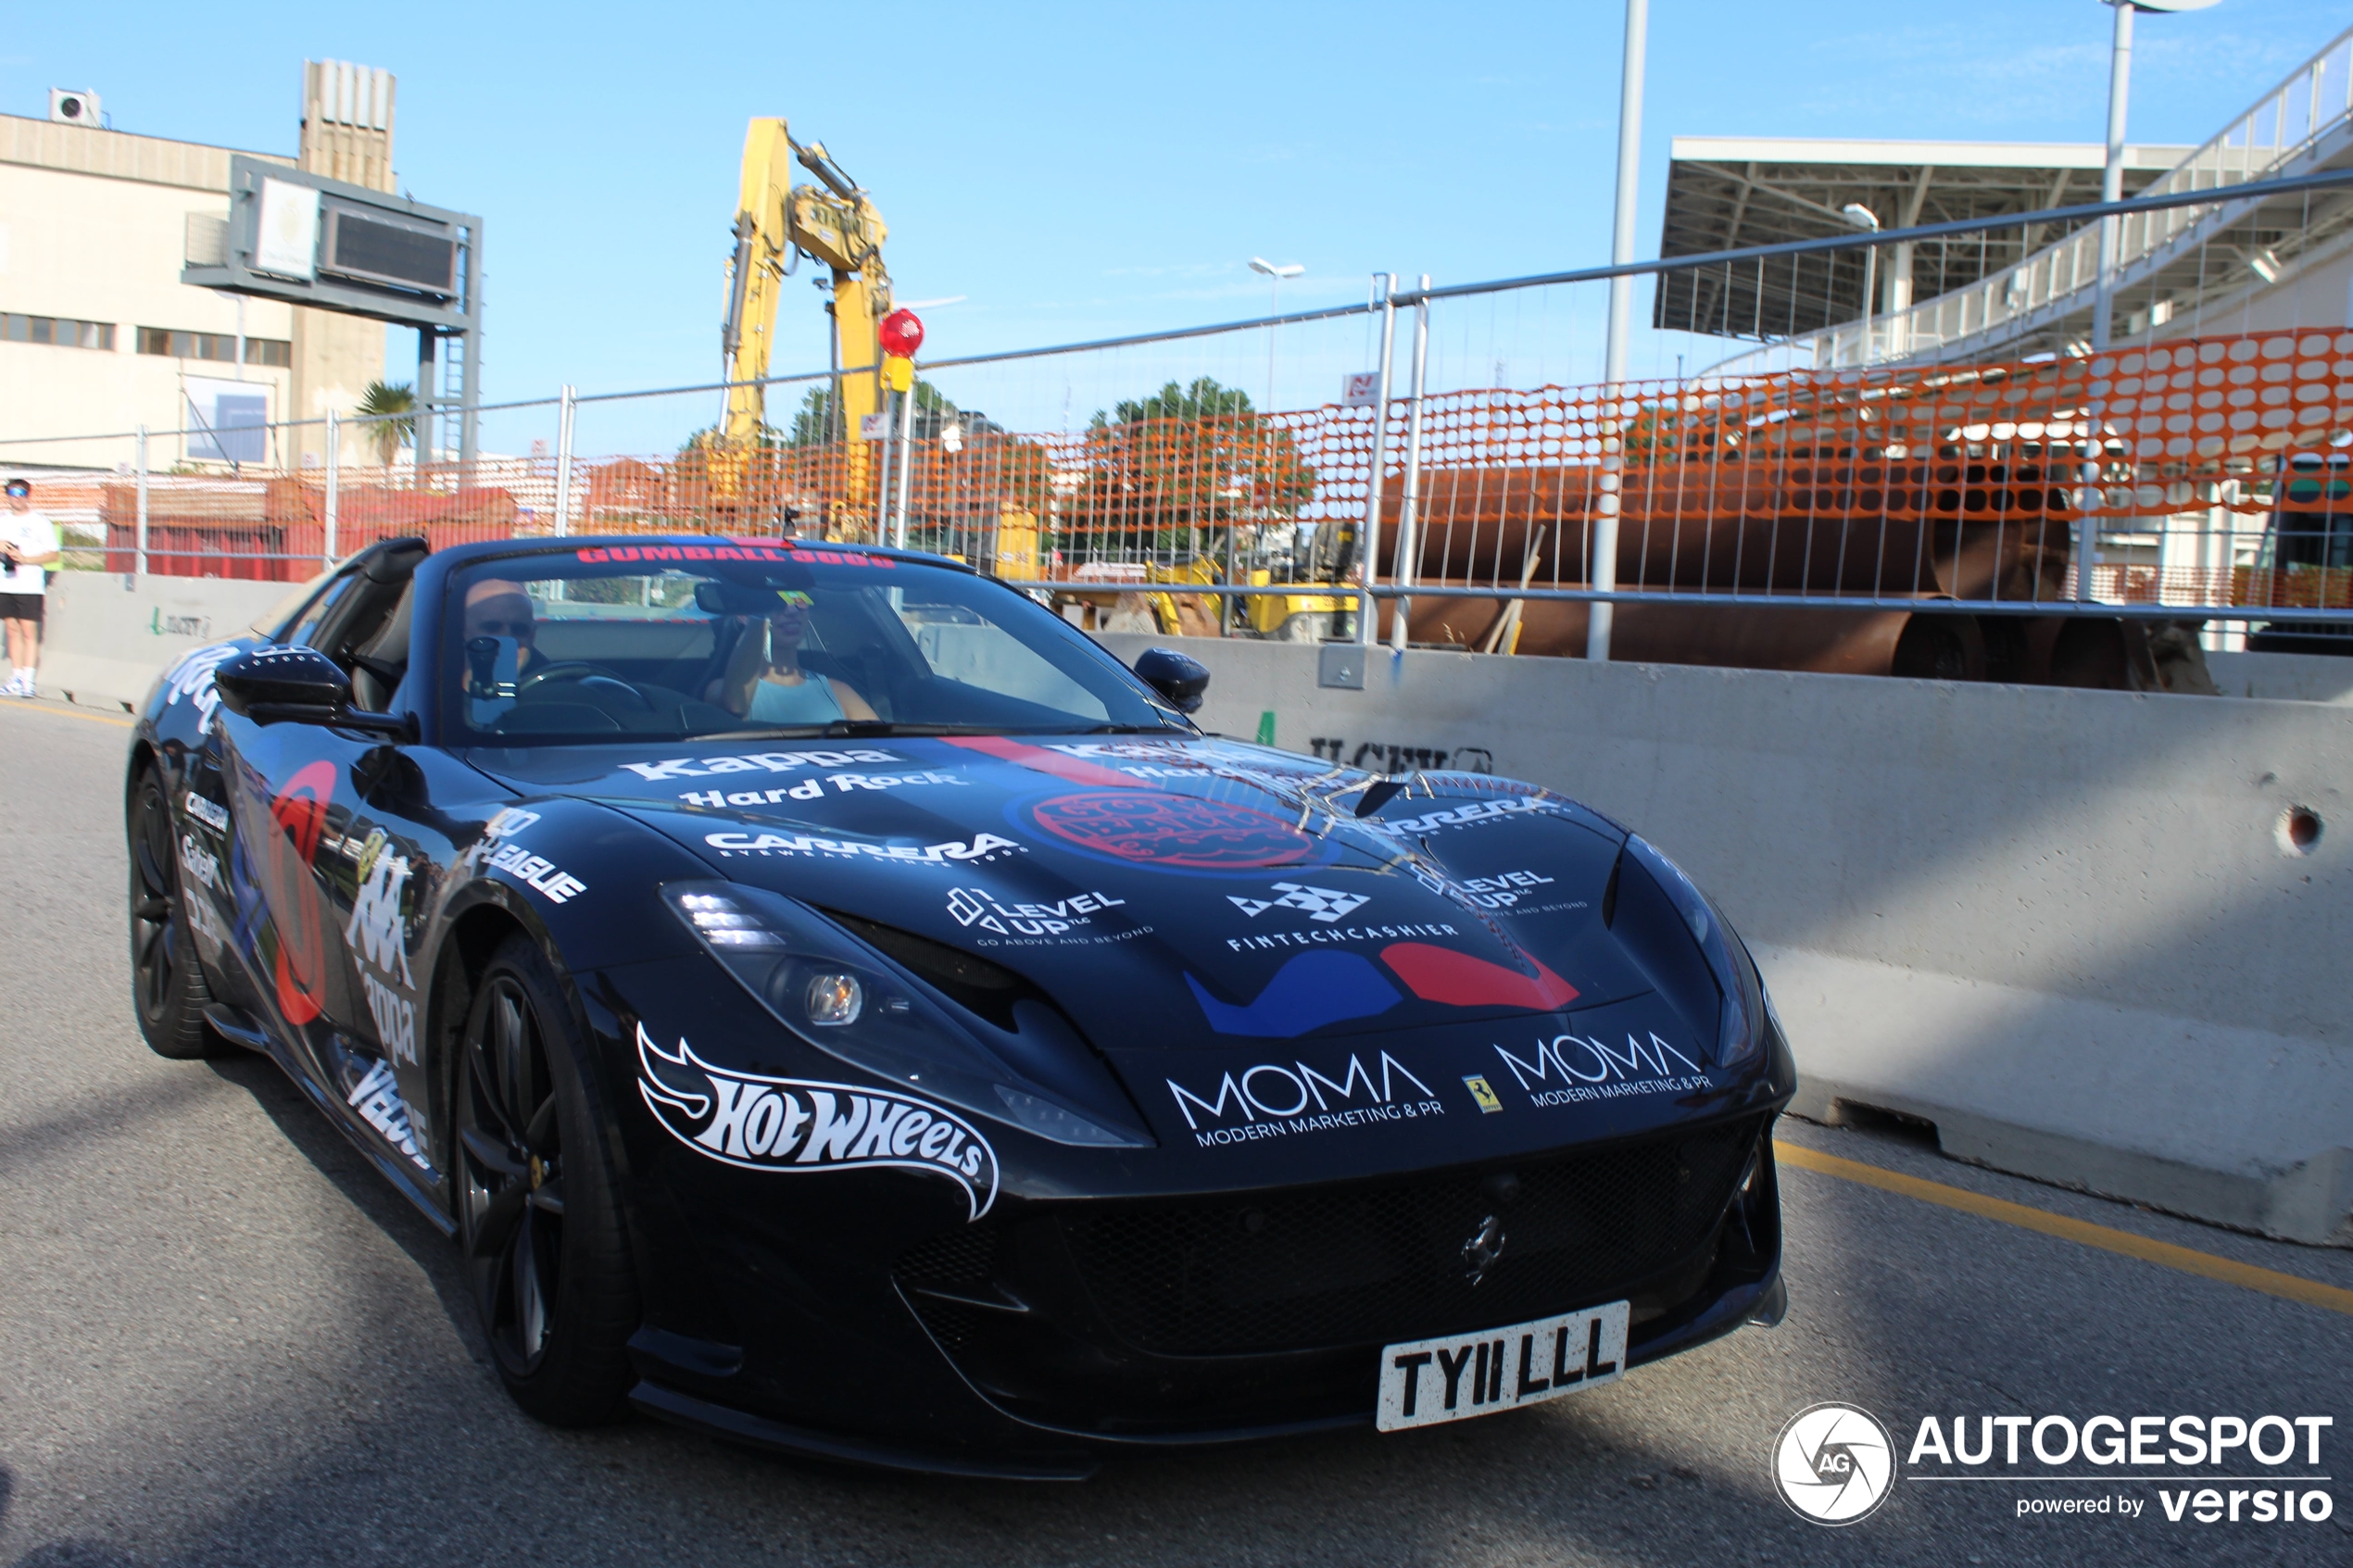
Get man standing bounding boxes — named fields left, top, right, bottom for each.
left=2, top=478, right=62, bottom=697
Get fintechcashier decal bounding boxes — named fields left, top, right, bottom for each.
left=635, top=1025, right=997, bottom=1219
left=1166, top=1049, right=1445, bottom=1148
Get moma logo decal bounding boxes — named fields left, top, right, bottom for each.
left=1493, top=1032, right=1710, bottom=1105
left=635, top=1026, right=999, bottom=1219
left=1166, top=1051, right=1444, bottom=1148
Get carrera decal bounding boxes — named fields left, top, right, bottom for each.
left=704, top=829, right=1021, bottom=866
left=1376, top=796, right=1565, bottom=837
left=1164, top=1048, right=1442, bottom=1146
left=262, top=759, right=337, bottom=1025
left=1185, top=949, right=1401, bottom=1038
left=347, top=1058, right=430, bottom=1170
left=1492, top=1031, right=1711, bottom=1104
left=1026, top=790, right=1317, bottom=870
left=635, top=1025, right=999, bottom=1220
left=182, top=790, right=230, bottom=833
left=1381, top=943, right=1579, bottom=1011
left=624, top=747, right=902, bottom=783
left=159, top=643, right=243, bottom=733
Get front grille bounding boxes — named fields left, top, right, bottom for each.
left=1062, top=1117, right=1761, bottom=1356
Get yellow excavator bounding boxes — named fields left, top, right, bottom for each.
left=719, top=117, right=891, bottom=531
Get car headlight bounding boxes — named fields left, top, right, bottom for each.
left=663, top=881, right=1152, bottom=1148
left=1611, top=835, right=1766, bottom=1070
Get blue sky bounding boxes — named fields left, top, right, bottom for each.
left=6, top=1, right=2342, bottom=448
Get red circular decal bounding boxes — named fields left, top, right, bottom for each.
left=265, top=759, right=338, bottom=1025
left=1026, top=791, right=1313, bottom=869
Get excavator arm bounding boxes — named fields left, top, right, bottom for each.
left=721, top=118, right=891, bottom=467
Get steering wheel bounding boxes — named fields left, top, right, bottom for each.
left=515, top=661, right=654, bottom=710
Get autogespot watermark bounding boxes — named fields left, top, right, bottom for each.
left=1774, top=1407, right=2338, bottom=1528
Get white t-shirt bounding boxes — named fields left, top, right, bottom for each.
left=0, top=509, right=61, bottom=594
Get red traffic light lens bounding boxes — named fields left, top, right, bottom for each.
left=878, top=308, right=925, bottom=358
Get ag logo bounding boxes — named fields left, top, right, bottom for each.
left=1772, top=1402, right=1894, bottom=1525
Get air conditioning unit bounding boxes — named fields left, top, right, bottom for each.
left=50, top=89, right=102, bottom=126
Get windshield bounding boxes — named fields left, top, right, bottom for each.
left=444, top=543, right=1187, bottom=745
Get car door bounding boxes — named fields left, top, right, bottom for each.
left=220, top=550, right=448, bottom=1175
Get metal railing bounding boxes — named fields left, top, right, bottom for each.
left=7, top=171, right=2353, bottom=684
left=1713, top=23, right=2353, bottom=373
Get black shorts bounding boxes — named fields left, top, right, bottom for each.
left=0, top=593, right=44, bottom=623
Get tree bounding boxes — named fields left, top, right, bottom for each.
left=1067, top=377, right=1317, bottom=562
left=354, top=381, right=415, bottom=468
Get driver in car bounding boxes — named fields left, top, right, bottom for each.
left=710, top=591, right=877, bottom=724
left=463, top=579, right=539, bottom=685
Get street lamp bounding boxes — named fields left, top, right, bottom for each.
left=2092, top=1, right=2221, bottom=349
left=1250, top=257, right=1303, bottom=413
left=1842, top=203, right=1881, bottom=364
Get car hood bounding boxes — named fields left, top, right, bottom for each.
left=468, top=731, right=1677, bottom=1052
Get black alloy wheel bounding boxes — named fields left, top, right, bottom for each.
left=127, top=768, right=222, bottom=1060
left=455, top=933, right=637, bottom=1424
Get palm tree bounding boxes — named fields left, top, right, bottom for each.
left=355, top=381, right=416, bottom=469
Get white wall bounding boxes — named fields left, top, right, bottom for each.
left=1101, top=633, right=2353, bottom=1244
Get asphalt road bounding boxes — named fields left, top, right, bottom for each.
left=3, top=695, right=2349, bottom=1568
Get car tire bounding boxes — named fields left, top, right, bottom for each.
left=455, top=931, right=640, bottom=1425
left=127, top=767, right=225, bottom=1060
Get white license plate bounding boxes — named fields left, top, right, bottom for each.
left=1376, top=1300, right=1629, bottom=1432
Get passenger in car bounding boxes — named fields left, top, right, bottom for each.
left=710, top=591, right=879, bottom=724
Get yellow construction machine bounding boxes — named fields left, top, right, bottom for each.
left=718, top=117, right=892, bottom=531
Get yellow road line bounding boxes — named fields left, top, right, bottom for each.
left=1, top=700, right=132, bottom=729
left=1774, top=1140, right=2353, bottom=1320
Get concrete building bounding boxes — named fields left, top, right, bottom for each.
left=0, top=60, right=396, bottom=470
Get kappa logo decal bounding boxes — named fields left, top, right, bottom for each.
left=1229, top=882, right=1369, bottom=923
left=345, top=833, right=415, bottom=987
left=635, top=1025, right=1000, bottom=1220
left=624, top=747, right=902, bottom=784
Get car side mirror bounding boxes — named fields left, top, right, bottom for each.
left=1132, top=646, right=1210, bottom=714
left=214, top=646, right=412, bottom=738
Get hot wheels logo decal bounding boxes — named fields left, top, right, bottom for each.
left=1026, top=790, right=1316, bottom=870
left=635, top=1026, right=1000, bottom=1220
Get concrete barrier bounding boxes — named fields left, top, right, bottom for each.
left=2207, top=649, right=2353, bottom=706
left=14, top=571, right=308, bottom=712
left=1099, top=633, right=2353, bottom=1245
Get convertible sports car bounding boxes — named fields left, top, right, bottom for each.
left=125, top=533, right=1793, bottom=1478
